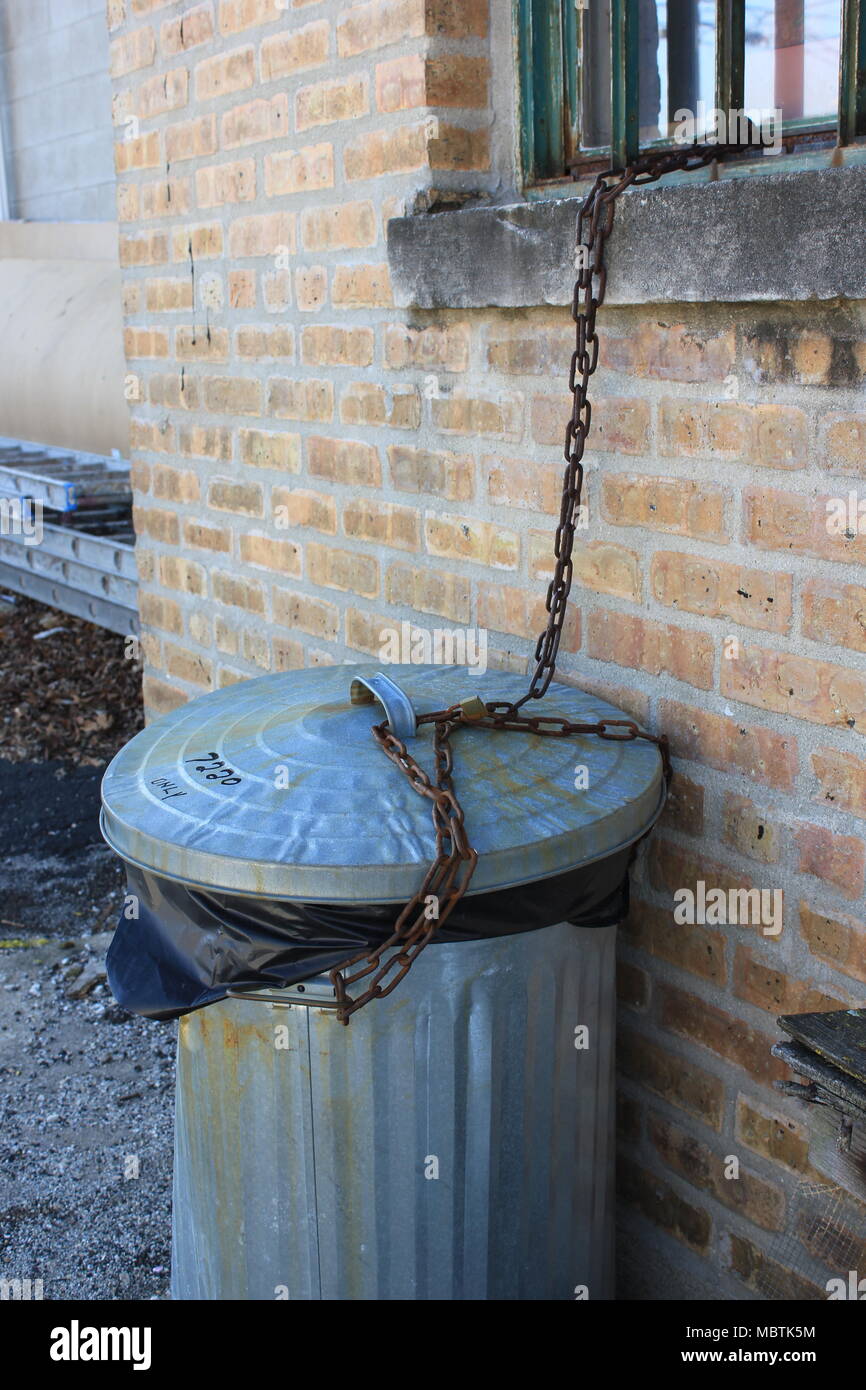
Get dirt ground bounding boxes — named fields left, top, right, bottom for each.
left=0, top=593, right=174, bottom=1301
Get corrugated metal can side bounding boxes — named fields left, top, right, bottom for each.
left=171, top=920, right=616, bottom=1301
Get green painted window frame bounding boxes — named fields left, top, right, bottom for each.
left=517, top=0, right=866, bottom=181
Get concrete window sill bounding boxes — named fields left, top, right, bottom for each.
left=387, top=164, right=866, bottom=310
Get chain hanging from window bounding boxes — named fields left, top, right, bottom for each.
left=330, top=142, right=756, bottom=1024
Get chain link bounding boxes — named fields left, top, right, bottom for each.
left=330, top=143, right=755, bottom=1023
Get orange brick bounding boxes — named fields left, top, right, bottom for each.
left=820, top=413, right=866, bottom=478
left=624, top=894, right=726, bottom=984
left=235, top=325, right=294, bottom=359
left=425, top=54, right=490, bottom=107
left=268, top=378, right=333, bottom=422
left=432, top=392, right=522, bottom=441
left=307, top=542, right=379, bottom=597
left=425, top=514, right=518, bottom=569
left=722, top=793, right=781, bottom=863
left=124, top=327, right=169, bottom=358
left=337, top=0, right=425, bottom=56
left=183, top=521, right=232, bottom=552
left=733, top=944, right=842, bottom=1015
left=218, top=0, right=283, bottom=35
left=165, top=114, right=218, bottom=162
left=308, top=435, right=380, bottom=487
left=602, top=474, right=729, bottom=544
left=175, top=326, right=230, bottom=361
left=649, top=1112, right=784, bottom=1232
left=477, top=583, right=579, bottom=652
left=203, top=375, right=262, bottom=415
left=137, top=67, right=189, bottom=116
left=659, top=983, right=785, bottom=1085
left=221, top=95, right=288, bottom=149
left=802, top=578, right=866, bottom=652
left=273, top=587, right=339, bottom=640
left=240, top=533, right=301, bottom=576
left=384, top=562, right=470, bottom=623
left=388, top=445, right=473, bottom=502
left=171, top=222, right=223, bottom=260
left=295, top=76, right=369, bottom=131
left=239, top=428, right=300, bottom=472
left=344, top=123, right=427, bottom=180
left=161, top=3, right=214, bottom=54
left=374, top=53, right=425, bottom=111
left=332, top=262, right=392, bottom=308
left=119, top=231, right=169, bottom=266
left=139, top=178, right=192, bottom=218
left=384, top=322, right=470, bottom=372
left=588, top=610, right=714, bottom=689
left=600, top=322, right=736, bottom=381
left=272, top=487, right=336, bottom=534
left=800, top=901, right=866, bottom=985
left=651, top=551, right=792, bottom=633
left=794, top=822, right=865, bottom=900
left=428, top=123, right=489, bottom=171
left=300, top=200, right=376, bottom=251
left=301, top=325, right=373, bottom=368
left=619, top=1028, right=724, bottom=1128
left=532, top=394, right=648, bottom=454
left=337, top=0, right=487, bottom=57
left=812, top=745, right=866, bottom=820
left=340, top=382, right=419, bottom=429
left=660, top=698, right=798, bottom=791
left=114, top=130, right=161, bottom=173
left=260, top=19, right=330, bottom=80
left=484, top=319, right=573, bottom=376
left=263, top=269, right=292, bottom=312
left=177, top=426, right=232, bottom=460
left=567, top=540, right=642, bottom=602
left=152, top=464, right=200, bottom=503
left=343, top=499, right=420, bottom=551
left=213, top=570, right=266, bottom=613
left=139, top=592, right=183, bottom=636
left=265, top=143, right=334, bottom=195
left=488, top=456, right=560, bottom=515
left=295, top=266, right=328, bottom=312
left=721, top=643, right=866, bottom=735
left=195, top=46, right=255, bottom=101
left=659, top=400, right=808, bottom=469
left=208, top=478, right=264, bottom=516
left=110, top=26, right=156, bottom=77
left=195, top=159, right=255, bottom=207
left=735, top=1095, right=810, bottom=1172
left=158, top=555, right=207, bottom=596
left=229, top=211, right=295, bottom=257
left=744, top=486, right=866, bottom=566
left=149, top=373, right=199, bottom=409
left=165, top=641, right=214, bottom=688
left=145, top=278, right=193, bottom=312
left=229, top=270, right=256, bottom=307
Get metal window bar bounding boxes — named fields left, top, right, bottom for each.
left=839, top=0, right=866, bottom=142
left=520, top=0, right=866, bottom=181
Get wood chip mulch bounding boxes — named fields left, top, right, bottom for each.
left=0, top=591, right=144, bottom=766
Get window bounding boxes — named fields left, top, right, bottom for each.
left=518, top=0, right=866, bottom=180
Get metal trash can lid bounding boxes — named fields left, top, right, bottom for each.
left=100, top=663, right=665, bottom=902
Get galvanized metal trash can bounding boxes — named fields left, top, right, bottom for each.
left=172, top=922, right=615, bottom=1301
left=100, top=663, right=665, bottom=1302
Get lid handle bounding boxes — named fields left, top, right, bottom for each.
left=349, top=672, right=418, bottom=740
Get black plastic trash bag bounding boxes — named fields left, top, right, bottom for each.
left=106, top=851, right=632, bottom=1020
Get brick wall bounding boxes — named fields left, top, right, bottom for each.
left=107, top=0, right=866, bottom=1299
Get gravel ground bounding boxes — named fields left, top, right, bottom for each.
left=0, top=599, right=173, bottom=1302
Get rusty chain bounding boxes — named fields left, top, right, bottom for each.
left=330, top=142, right=758, bottom=1023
